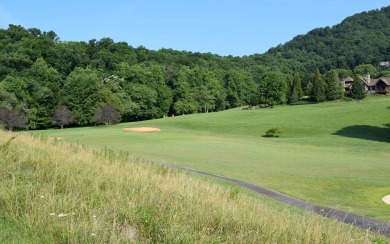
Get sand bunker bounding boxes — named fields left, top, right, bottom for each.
left=382, top=195, right=390, bottom=205
left=123, top=127, right=161, bottom=132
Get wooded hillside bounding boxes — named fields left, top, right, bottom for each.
left=249, top=6, right=390, bottom=80
left=0, top=6, right=389, bottom=129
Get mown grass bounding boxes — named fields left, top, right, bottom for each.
left=34, top=96, right=390, bottom=222
left=1, top=132, right=388, bottom=243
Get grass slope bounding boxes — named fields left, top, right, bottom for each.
left=33, top=96, right=390, bottom=222
left=2, top=132, right=386, bottom=242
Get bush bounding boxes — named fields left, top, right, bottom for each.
left=265, top=128, right=282, bottom=137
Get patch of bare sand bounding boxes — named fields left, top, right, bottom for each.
left=123, top=127, right=161, bottom=132
left=382, top=195, right=390, bottom=205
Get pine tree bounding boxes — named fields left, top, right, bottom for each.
left=304, top=81, right=313, bottom=97
left=349, top=79, right=366, bottom=100
left=324, top=70, right=343, bottom=101
left=310, top=70, right=326, bottom=102
left=293, top=73, right=303, bottom=100
left=286, top=73, right=303, bottom=105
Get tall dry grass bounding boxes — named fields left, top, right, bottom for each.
left=0, top=131, right=386, bottom=243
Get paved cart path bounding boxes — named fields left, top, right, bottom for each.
left=152, top=162, right=390, bottom=237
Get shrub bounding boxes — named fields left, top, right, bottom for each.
left=265, top=128, right=282, bottom=137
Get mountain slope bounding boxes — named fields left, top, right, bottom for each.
left=249, top=6, right=390, bottom=76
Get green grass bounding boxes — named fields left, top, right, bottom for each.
left=1, top=131, right=386, bottom=242
left=32, top=96, right=390, bottom=222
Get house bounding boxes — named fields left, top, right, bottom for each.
left=341, top=76, right=354, bottom=94
left=341, top=74, right=390, bottom=95
left=359, top=75, right=390, bottom=94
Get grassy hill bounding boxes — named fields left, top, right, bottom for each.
left=1, top=131, right=387, bottom=243
left=34, top=96, right=390, bottom=223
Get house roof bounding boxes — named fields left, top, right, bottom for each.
left=343, top=76, right=354, bottom=82
left=348, top=76, right=390, bottom=87
left=368, top=78, right=378, bottom=86
left=341, top=77, right=354, bottom=88
left=359, top=76, right=373, bottom=85
left=378, top=77, right=390, bottom=86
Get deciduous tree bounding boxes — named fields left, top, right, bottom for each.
left=94, top=104, right=119, bottom=125
left=258, top=71, right=286, bottom=106
left=52, top=105, right=75, bottom=129
left=353, top=64, right=377, bottom=77
left=172, top=67, right=197, bottom=115
left=25, top=58, right=62, bottom=129
left=0, top=107, right=27, bottom=131
left=62, top=68, right=103, bottom=125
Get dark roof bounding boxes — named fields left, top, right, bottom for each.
left=378, top=77, right=390, bottom=86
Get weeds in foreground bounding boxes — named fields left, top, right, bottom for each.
left=0, top=131, right=386, bottom=243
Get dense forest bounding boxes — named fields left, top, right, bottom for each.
left=0, top=6, right=389, bottom=130
left=249, top=6, right=390, bottom=79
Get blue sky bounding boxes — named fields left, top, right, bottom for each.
left=0, top=1, right=389, bottom=56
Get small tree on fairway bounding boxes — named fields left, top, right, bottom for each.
left=52, top=105, right=75, bottom=129
left=349, top=79, right=366, bottom=100
left=94, top=104, right=120, bottom=125
left=0, top=107, right=28, bottom=131
left=265, top=128, right=282, bottom=137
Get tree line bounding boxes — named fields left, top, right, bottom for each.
left=1, top=5, right=388, bottom=131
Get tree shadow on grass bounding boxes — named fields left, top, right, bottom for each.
left=333, top=124, right=390, bottom=143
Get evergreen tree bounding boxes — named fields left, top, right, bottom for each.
left=310, top=70, right=326, bottom=102
left=349, top=79, right=366, bottom=100
left=293, top=73, right=303, bottom=100
left=304, top=81, right=313, bottom=97
left=286, top=73, right=303, bottom=104
left=324, top=70, right=343, bottom=101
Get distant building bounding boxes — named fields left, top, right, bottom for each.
left=379, top=61, right=390, bottom=68
left=341, top=74, right=390, bottom=95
